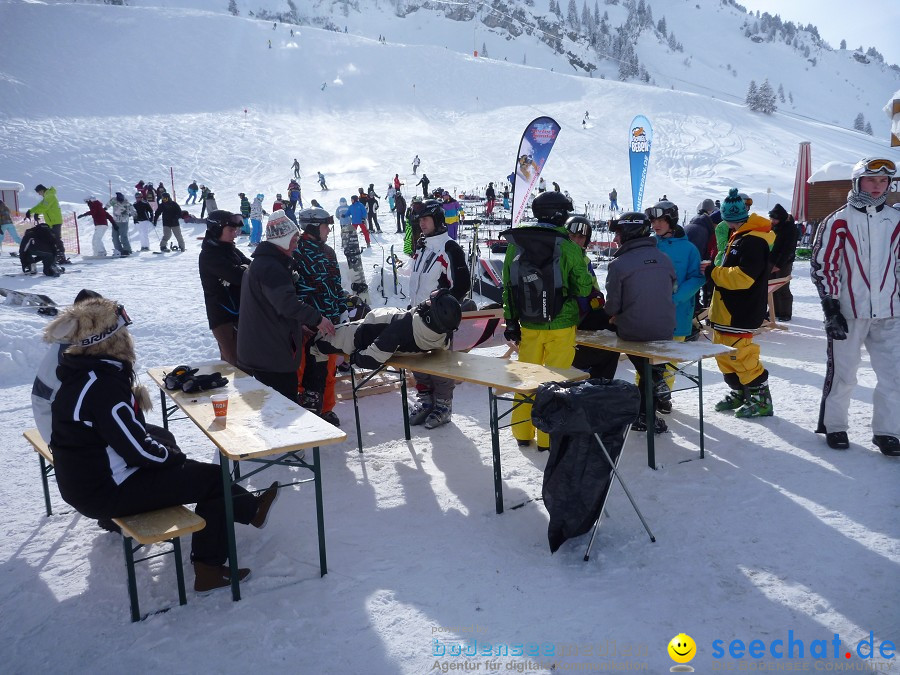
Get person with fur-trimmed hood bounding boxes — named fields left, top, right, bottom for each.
left=707, top=188, right=775, bottom=419
left=47, top=296, right=280, bottom=592
left=810, top=158, right=900, bottom=456
left=405, top=199, right=470, bottom=429
left=199, top=210, right=252, bottom=366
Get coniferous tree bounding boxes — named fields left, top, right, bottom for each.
left=758, top=79, right=777, bottom=114
left=746, top=80, right=759, bottom=109
left=657, top=16, right=667, bottom=37
left=481, top=41, right=488, bottom=57
left=839, top=39, right=847, bottom=50
left=788, top=91, right=793, bottom=104
left=228, top=0, right=238, bottom=15
left=853, top=113, right=866, bottom=131
left=777, top=83, right=785, bottom=102
left=864, top=122, right=873, bottom=136
left=568, top=0, right=580, bottom=30
left=582, top=1, right=592, bottom=33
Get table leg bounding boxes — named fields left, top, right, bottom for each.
left=351, top=367, right=363, bottom=454
left=220, top=457, right=241, bottom=602
left=38, top=454, right=52, bottom=517
left=400, top=368, right=410, bottom=441
left=645, top=360, right=656, bottom=470
left=489, top=387, right=503, bottom=514
left=160, top=388, right=168, bottom=430
left=698, top=360, right=705, bottom=460
left=312, top=446, right=327, bottom=576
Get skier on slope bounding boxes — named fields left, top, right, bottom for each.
left=249, top=193, right=267, bottom=247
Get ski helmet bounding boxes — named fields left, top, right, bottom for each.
left=645, top=200, right=679, bottom=227
left=297, top=207, right=334, bottom=239
left=531, top=191, right=574, bottom=226
left=84, top=196, right=95, bottom=204
left=850, top=157, right=896, bottom=206
left=697, top=198, right=716, bottom=215
left=206, top=210, right=243, bottom=238
left=610, top=212, right=651, bottom=243
left=417, top=199, right=446, bottom=234
left=419, top=288, right=462, bottom=334
left=565, top=215, right=593, bottom=247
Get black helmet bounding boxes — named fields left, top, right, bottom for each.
left=531, top=191, right=573, bottom=226
left=645, top=200, right=679, bottom=227
left=416, top=199, right=446, bottom=234
left=206, top=210, right=243, bottom=238
left=697, top=198, right=715, bottom=215
left=419, top=288, right=461, bottom=334
left=297, top=207, right=334, bottom=239
left=565, top=215, right=592, bottom=247
left=610, top=212, right=651, bottom=242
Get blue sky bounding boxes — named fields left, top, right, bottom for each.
left=738, top=0, right=900, bottom=66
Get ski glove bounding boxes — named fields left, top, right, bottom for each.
left=504, top=319, right=521, bottom=345
left=821, top=297, right=848, bottom=341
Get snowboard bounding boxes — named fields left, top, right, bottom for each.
left=0, top=288, right=59, bottom=313
left=340, top=222, right=369, bottom=303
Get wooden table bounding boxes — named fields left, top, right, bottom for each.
left=148, top=361, right=346, bottom=601
left=352, top=350, right=587, bottom=514
left=762, top=276, right=792, bottom=330
left=575, top=330, right=735, bottom=469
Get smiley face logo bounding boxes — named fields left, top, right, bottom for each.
left=668, top=633, right=696, bottom=664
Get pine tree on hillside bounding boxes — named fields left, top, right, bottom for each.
left=758, top=79, right=777, bottom=114
left=228, top=0, right=238, bottom=16
left=582, top=1, right=592, bottom=33
left=657, top=16, right=667, bottom=37
left=788, top=91, right=794, bottom=104
left=777, top=83, right=785, bottom=103
left=745, top=80, right=758, bottom=109
left=568, top=0, right=580, bottom=30
left=864, top=122, right=873, bottom=136
left=549, top=0, right=557, bottom=17
left=853, top=113, right=866, bottom=131
left=481, top=41, right=488, bottom=57
left=839, top=39, right=846, bottom=50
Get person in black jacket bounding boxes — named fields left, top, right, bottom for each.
left=133, top=192, right=155, bottom=251
left=199, top=211, right=252, bottom=366
left=19, top=221, right=64, bottom=276
left=366, top=184, right=381, bottom=233
left=394, top=190, right=407, bottom=233
left=237, top=211, right=335, bottom=401
left=47, top=297, right=279, bottom=592
left=767, top=203, right=798, bottom=321
left=153, top=193, right=186, bottom=252
left=685, top=199, right=719, bottom=308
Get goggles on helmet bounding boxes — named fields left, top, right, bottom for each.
left=862, top=158, right=896, bottom=175
left=645, top=207, right=667, bottom=220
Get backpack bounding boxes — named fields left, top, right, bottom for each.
left=502, top=227, right=566, bottom=324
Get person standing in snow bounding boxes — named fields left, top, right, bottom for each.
left=366, top=184, right=381, bottom=234
left=291, top=158, right=301, bottom=179
left=485, top=182, right=496, bottom=218
left=810, top=158, right=900, bottom=456
left=133, top=192, right=154, bottom=252
left=412, top=155, right=420, bottom=175
left=394, top=189, right=407, bottom=233
left=239, top=192, right=252, bottom=234
left=153, top=193, right=187, bottom=252
left=0, top=198, right=21, bottom=245
left=249, top=193, right=267, bottom=247
left=393, top=174, right=403, bottom=191
left=439, top=191, right=463, bottom=240
left=186, top=180, right=199, bottom=205
left=348, top=194, right=370, bottom=247
left=766, top=203, right=798, bottom=321
left=416, top=173, right=430, bottom=198
left=405, top=200, right=471, bottom=429
left=317, top=172, right=328, bottom=190
left=78, top=197, right=117, bottom=257
left=199, top=210, right=251, bottom=366
left=608, top=187, right=618, bottom=212
left=237, top=211, right=335, bottom=401
left=106, top=192, right=136, bottom=256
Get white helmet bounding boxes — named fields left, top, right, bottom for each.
left=850, top=157, right=896, bottom=205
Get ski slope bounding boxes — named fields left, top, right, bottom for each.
left=0, top=2, right=898, bottom=673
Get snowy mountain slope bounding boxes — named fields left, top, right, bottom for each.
left=14, top=0, right=896, bottom=137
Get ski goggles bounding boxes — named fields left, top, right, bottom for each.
left=862, top=158, right=896, bottom=175
left=77, top=304, right=133, bottom=348
left=645, top=207, right=668, bottom=220
left=566, top=219, right=591, bottom=236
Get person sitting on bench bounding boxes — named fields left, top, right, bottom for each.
left=46, top=297, right=280, bottom=592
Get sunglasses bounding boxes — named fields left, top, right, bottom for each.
left=864, top=158, right=896, bottom=175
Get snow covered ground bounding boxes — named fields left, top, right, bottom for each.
left=0, top=2, right=898, bottom=673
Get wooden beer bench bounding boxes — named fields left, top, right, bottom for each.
left=24, top=428, right=206, bottom=622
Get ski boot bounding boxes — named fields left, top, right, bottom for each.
left=632, top=414, right=668, bottom=434
left=714, top=389, right=745, bottom=412
left=654, top=378, right=672, bottom=414
left=299, top=390, right=323, bottom=415
left=423, top=399, right=452, bottom=429
left=826, top=431, right=849, bottom=450
left=320, top=410, right=341, bottom=427
left=735, top=384, right=773, bottom=418
left=409, top=392, right=434, bottom=426
left=873, top=435, right=900, bottom=456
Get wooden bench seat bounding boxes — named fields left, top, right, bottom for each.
left=24, top=428, right=205, bottom=622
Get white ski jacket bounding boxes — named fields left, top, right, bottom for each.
left=811, top=203, right=900, bottom=319
left=408, top=231, right=468, bottom=307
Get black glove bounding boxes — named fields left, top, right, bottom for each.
left=503, top=319, right=521, bottom=344
left=821, top=297, right=848, bottom=340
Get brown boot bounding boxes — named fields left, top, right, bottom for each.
left=193, top=561, right=251, bottom=593
left=250, top=481, right=280, bottom=528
